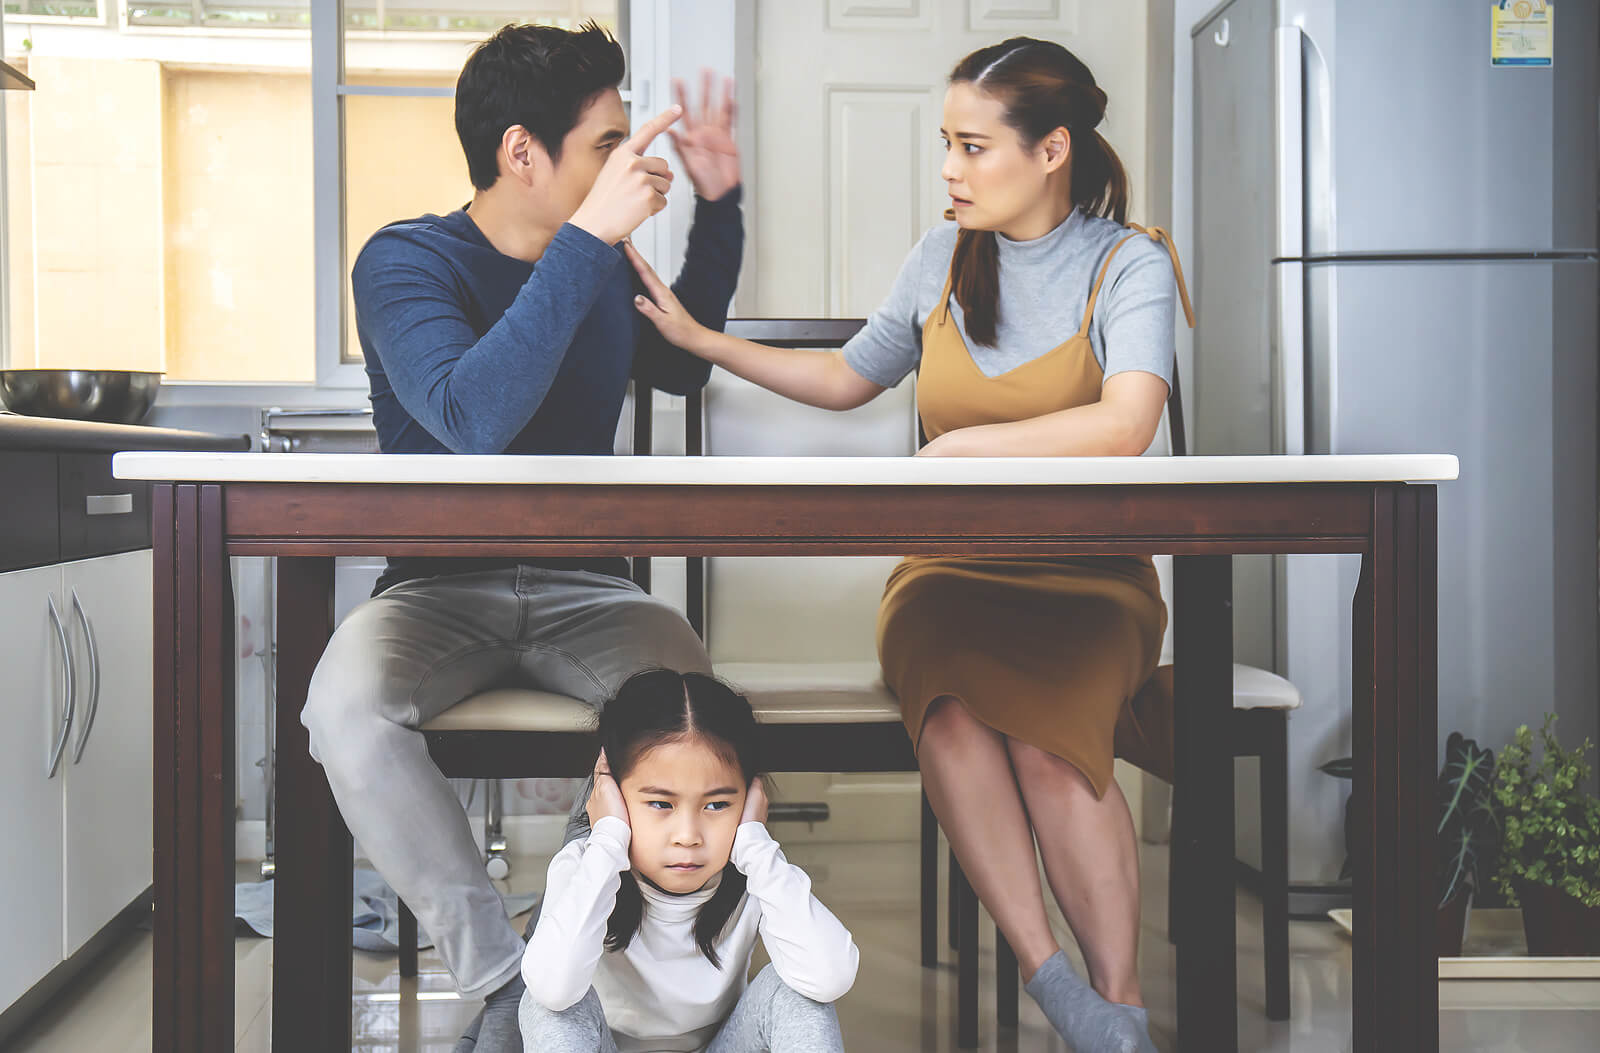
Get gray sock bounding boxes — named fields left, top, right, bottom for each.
left=1022, top=950, right=1145, bottom=1052
left=1116, top=1004, right=1158, bottom=1053
left=454, top=974, right=525, bottom=1053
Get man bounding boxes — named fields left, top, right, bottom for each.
left=301, top=21, right=742, bottom=1052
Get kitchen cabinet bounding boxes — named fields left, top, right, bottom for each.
left=62, top=550, right=153, bottom=956
left=0, top=565, right=70, bottom=1013
left=0, top=443, right=166, bottom=1032
left=0, top=552, right=154, bottom=1012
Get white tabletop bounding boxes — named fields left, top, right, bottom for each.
left=113, top=452, right=1458, bottom=486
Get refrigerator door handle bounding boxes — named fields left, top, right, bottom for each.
left=1274, top=26, right=1304, bottom=261
left=1276, top=261, right=1307, bottom=456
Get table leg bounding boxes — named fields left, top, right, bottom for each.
left=271, top=556, right=352, bottom=1051
left=151, top=484, right=235, bottom=1053
left=1353, top=486, right=1438, bottom=1052
left=1173, top=554, right=1237, bottom=1051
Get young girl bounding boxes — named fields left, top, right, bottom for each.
left=623, top=36, right=1182, bottom=1053
left=520, top=669, right=858, bottom=1052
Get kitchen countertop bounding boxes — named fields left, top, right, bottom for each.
left=113, top=450, right=1460, bottom=485
left=0, top=413, right=251, bottom=454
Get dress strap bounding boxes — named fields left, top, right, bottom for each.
left=1126, top=223, right=1197, bottom=329
left=1078, top=233, right=1141, bottom=338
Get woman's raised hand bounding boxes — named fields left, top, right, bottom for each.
left=624, top=240, right=709, bottom=355
left=586, top=748, right=631, bottom=829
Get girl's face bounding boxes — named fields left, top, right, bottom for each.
left=940, top=81, right=1070, bottom=240
left=617, top=736, right=747, bottom=894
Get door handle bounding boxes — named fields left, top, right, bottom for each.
left=84, top=493, right=133, bottom=516
left=46, top=594, right=76, bottom=779
left=70, top=588, right=101, bottom=764
left=1274, top=26, right=1305, bottom=260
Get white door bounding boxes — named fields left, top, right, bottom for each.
left=61, top=550, right=155, bottom=956
left=751, top=1, right=1152, bottom=317
left=0, top=566, right=68, bottom=1010
left=744, top=1, right=1153, bottom=839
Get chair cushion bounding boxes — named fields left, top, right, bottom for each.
left=716, top=661, right=902, bottom=724
left=421, top=688, right=594, bottom=733
left=421, top=662, right=903, bottom=733
left=1229, top=663, right=1303, bottom=711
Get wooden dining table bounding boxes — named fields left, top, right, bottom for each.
left=114, top=450, right=1455, bottom=1053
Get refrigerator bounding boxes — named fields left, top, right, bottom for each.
left=1192, top=0, right=1598, bottom=895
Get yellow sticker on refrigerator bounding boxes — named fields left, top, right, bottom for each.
left=1492, top=1, right=1553, bottom=67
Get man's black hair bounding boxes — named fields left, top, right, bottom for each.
left=454, top=20, right=626, bottom=191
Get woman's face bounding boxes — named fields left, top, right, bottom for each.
left=617, top=737, right=747, bottom=895
left=940, top=81, right=1068, bottom=238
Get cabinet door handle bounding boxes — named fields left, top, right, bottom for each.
left=46, top=594, right=76, bottom=779
left=70, top=588, right=101, bottom=764
left=85, top=494, right=133, bottom=516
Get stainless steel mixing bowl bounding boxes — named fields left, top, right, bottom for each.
left=0, top=370, right=163, bottom=424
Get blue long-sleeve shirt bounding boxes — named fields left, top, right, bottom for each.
left=352, top=189, right=743, bottom=593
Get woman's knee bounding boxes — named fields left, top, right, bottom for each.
left=1005, top=736, right=1096, bottom=795
left=919, top=695, right=983, bottom=751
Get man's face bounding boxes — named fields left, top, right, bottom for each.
left=543, top=87, right=629, bottom=224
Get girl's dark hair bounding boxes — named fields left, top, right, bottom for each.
left=455, top=20, right=626, bottom=191
left=947, top=37, right=1130, bottom=346
left=599, top=669, right=762, bottom=969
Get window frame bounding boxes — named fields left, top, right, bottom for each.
left=2, top=0, right=108, bottom=28
left=0, top=0, right=658, bottom=404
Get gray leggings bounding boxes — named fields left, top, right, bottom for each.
left=519, top=964, right=845, bottom=1052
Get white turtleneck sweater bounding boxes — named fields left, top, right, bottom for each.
left=522, top=816, right=860, bottom=1053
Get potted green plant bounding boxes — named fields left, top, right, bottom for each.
left=1492, top=715, right=1600, bottom=956
left=1319, top=731, right=1499, bottom=956
left=1435, top=733, right=1497, bottom=955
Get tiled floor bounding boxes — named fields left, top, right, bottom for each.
left=8, top=839, right=1599, bottom=1052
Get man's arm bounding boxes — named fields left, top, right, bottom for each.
left=630, top=188, right=744, bottom=395
left=353, top=225, right=620, bottom=454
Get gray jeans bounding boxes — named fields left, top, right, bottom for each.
left=519, top=965, right=846, bottom=1053
left=301, top=565, right=712, bottom=998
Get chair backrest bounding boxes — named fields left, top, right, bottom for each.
left=699, top=320, right=914, bottom=664
left=1152, top=361, right=1187, bottom=664
left=638, top=320, right=1188, bottom=664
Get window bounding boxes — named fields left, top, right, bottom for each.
left=3, top=6, right=316, bottom=381
left=4, top=2, right=100, bottom=19
left=0, top=1, right=616, bottom=386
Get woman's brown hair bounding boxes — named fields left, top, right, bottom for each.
left=947, top=37, right=1130, bottom=346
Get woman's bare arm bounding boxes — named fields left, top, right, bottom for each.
left=625, top=241, right=885, bottom=411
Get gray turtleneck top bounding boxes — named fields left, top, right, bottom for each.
left=841, top=208, right=1177, bottom=390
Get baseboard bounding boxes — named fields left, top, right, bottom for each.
left=497, top=814, right=575, bottom=855
left=0, top=890, right=152, bottom=1046
left=1287, top=882, right=1353, bottom=919
left=238, top=818, right=266, bottom=861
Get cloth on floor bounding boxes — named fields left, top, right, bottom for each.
left=234, top=867, right=541, bottom=953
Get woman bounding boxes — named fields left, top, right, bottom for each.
left=624, top=37, right=1190, bottom=1052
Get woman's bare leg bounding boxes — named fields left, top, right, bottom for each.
left=916, top=696, right=1059, bottom=977
left=1007, top=737, right=1145, bottom=1007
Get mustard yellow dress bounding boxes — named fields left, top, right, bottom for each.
left=879, top=229, right=1187, bottom=799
